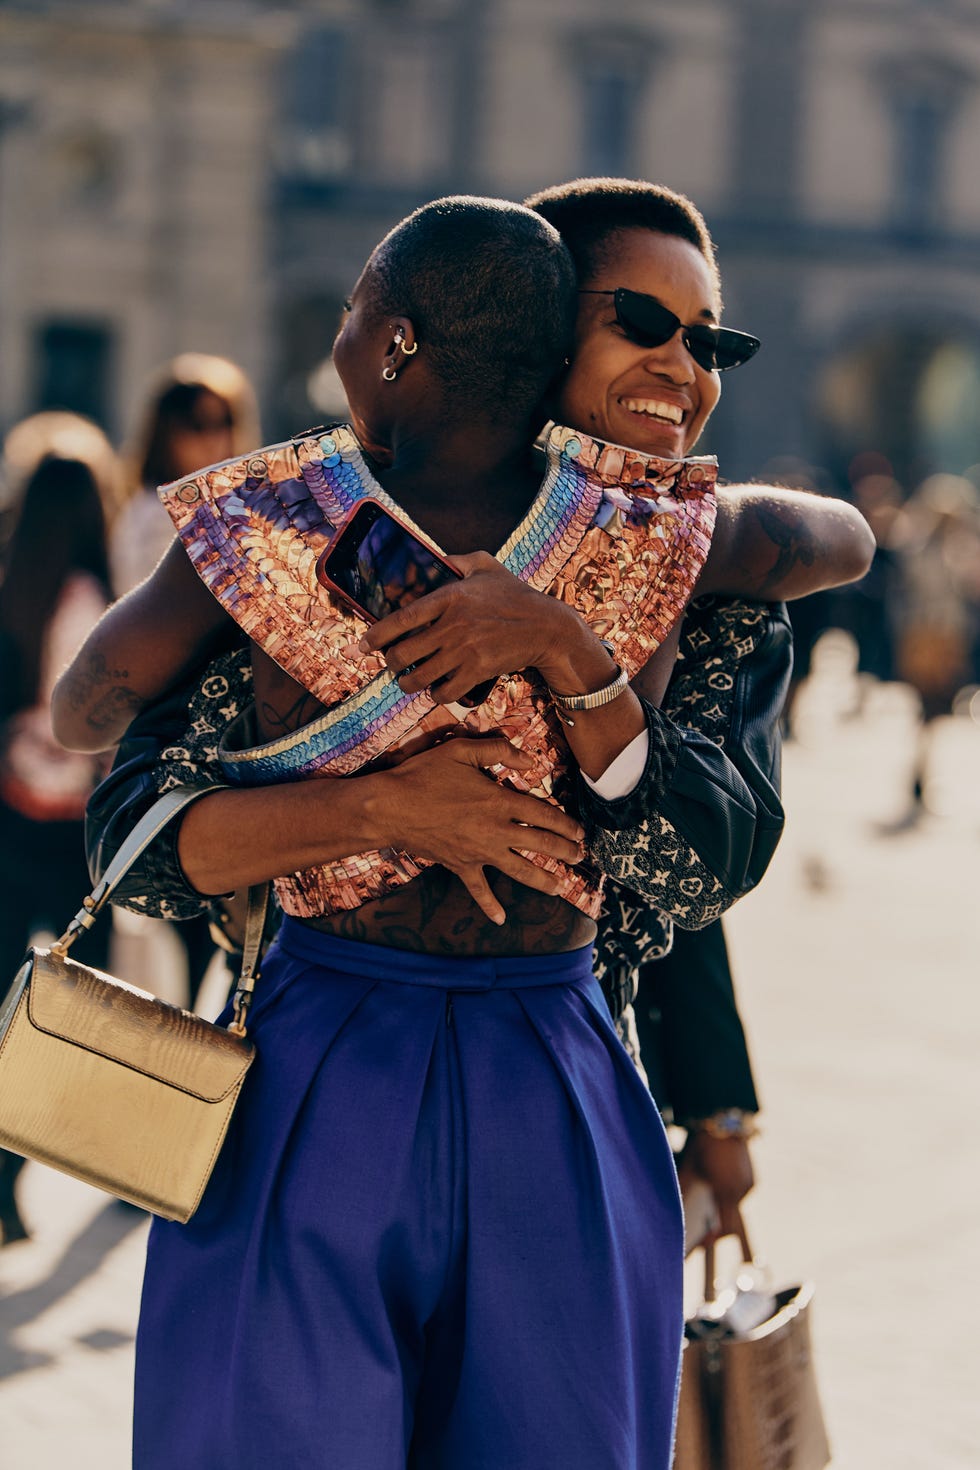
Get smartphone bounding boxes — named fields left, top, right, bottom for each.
left=316, top=498, right=463, bottom=623
left=316, top=498, right=495, bottom=706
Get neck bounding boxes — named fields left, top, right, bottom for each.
left=376, top=421, right=543, bottom=551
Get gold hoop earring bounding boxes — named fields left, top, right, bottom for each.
left=382, top=366, right=397, bottom=382
left=394, top=329, right=418, bottom=357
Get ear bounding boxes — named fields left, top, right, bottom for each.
left=383, top=317, right=418, bottom=376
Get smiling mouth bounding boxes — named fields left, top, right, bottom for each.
left=621, top=397, right=686, bottom=426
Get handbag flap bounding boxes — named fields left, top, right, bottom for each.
left=25, top=950, right=254, bottom=1103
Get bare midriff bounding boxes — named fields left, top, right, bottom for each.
left=301, top=870, right=597, bottom=957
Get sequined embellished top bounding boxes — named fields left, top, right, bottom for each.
left=159, top=423, right=717, bottom=921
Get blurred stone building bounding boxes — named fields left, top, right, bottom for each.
left=1, top=0, right=980, bottom=491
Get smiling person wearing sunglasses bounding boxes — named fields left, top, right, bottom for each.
left=525, top=175, right=852, bottom=1246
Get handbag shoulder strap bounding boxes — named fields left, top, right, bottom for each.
left=52, top=785, right=214, bottom=954
left=52, top=784, right=271, bottom=1040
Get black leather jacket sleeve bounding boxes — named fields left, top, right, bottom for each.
left=582, top=597, right=792, bottom=929
left=84, top=646, right=248, bottom=919
left=633, top=920, right=761, bottom=1124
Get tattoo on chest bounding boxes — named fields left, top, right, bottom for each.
left=255, top=686, right=325, bottom=740
left=312, top=870, right=590, bottom=958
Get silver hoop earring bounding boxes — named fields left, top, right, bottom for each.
left=382, top=366, right=397, bottom=382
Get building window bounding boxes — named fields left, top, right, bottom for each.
left=47, top=126, right=122, bottom=212
left=572, top=33, right=654, bottom=178
left=278, top=27, right=354, bottom=183
left=361, top=33, right=452, bottom=186
left=880, top=56, right=970, bottom=237
left=33, top=320, right=114, bottom=430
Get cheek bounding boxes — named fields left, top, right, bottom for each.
left=555, top=352, right=606, bottom=430
left=686, top=372, right=721, bottom=450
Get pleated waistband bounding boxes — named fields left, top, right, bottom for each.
left=276, top=917, right=595, bottom=991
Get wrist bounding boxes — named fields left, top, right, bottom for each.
left=685, top=1109, right=759, bottom=1141
left=540, top=629, right=619, bottom=693
left=548, top=661, right=630, bottom=728
left=356, top=769, right=403, bottom=850
left=534, top=604, right=616, bottom=689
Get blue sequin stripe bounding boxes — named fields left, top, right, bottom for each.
left=219, top=670, right=430, bottom=784
left=500, top=459, right=587, bottom=578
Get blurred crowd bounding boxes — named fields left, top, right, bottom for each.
left=0, top=355, right=259, bottom=1247
left=784, top=453, right=980, bottom=823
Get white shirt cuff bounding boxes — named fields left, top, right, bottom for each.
left=582, top=729, right=649, bottom=800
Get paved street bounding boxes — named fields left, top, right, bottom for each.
left=1, top=639, right=978, bottom=1469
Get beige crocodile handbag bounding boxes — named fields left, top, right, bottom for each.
left=0, top=787, right=267, bottom=1223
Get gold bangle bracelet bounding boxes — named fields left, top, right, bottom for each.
left=548, top=663, right=629, bottom=728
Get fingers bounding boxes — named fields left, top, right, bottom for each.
left=454, top=848, right=571, bottom=918
left=449, top=550, right=497, bottom=576
left=358, top=590, right=451, bottom=654
left=490, top=849, right=569, bottom=898
left=507, top=792, right=585, bottom=846
left=456, top=865, right=506, bottom=926
left=451, top=736, right=535, bottom=771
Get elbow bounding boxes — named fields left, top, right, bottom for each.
left=838, top=506, right=877, bottom=585
left=50, top=673, right=113, bottom=753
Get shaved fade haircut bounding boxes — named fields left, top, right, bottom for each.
left=364, top=196, right=577, bottom=424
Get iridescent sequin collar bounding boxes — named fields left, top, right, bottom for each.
left=159, top=423, right=717, bottom=921
left=160, top=422, right=716, bottom=773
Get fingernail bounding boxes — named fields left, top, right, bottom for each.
left=357, top=636, right=370, bottom=653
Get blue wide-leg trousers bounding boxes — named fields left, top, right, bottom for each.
left=133, top=920, right=684, bottom=1469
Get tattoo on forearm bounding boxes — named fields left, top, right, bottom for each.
left=63, top=650, right=146, bottom=730
left=753, top=502, right=818, bottom=595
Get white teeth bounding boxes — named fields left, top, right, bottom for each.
left=623, top=398, right=684, bottom=425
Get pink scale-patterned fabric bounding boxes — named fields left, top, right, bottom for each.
left=159, top=423, right=717, bottom=920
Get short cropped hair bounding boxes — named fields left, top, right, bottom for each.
left=525, top=177, right=721, bottom=298
left=365, top=196, right=577, bottom=423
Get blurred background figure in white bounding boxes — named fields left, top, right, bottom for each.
left=107, top=354, right=260, bottom=1016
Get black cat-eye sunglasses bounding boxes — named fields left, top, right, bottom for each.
left=579, top=288, right=761, bottom=372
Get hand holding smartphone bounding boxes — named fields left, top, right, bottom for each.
left=316, top=499, right=496, bottom=707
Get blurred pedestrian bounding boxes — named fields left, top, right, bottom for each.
left=0, top=418, right=117, bottom=1245
left=111, top=353, right=259, bottom=596
left=888, top=473, right=980, bottom=823
left=109, top=354, right=260, bottom=1011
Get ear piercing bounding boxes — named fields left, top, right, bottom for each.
left=394, top=329, right=418, bottom=357
left=382, top=366, right=397, bottom=382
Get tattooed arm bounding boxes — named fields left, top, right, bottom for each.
left=698, top=486, right=874, bottom=601
left=51, top=537, right=236, bottom=752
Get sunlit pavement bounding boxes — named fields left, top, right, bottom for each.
left=1, top=639, right=977, bottom=1469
